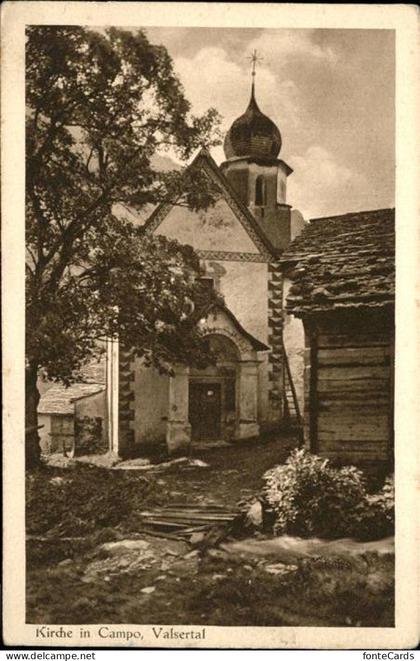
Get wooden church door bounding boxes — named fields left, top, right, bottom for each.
left=189, top=382, right=222, bottom=441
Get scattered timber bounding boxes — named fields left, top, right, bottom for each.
left=135, top=503, right=242, bottom=541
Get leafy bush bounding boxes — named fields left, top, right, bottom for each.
left=351, top=476, right=395, bottom=541
left=26, top=465, right=154, bottom=539
left=263, top=450, right=394, bottom=540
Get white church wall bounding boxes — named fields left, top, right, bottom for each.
left=132, top=361, right=170, bottom=445
left=257, top=353, right=270, bottom=423
left=213, top=260, right=269, bottom=343
left=205, top=259, right=271, bottom=421
left=157, top=198, right=260, bottom=253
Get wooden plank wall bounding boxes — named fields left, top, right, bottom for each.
left=317, top=335, right=391, bottom=462
left=304, top=321, right=393, bottom=464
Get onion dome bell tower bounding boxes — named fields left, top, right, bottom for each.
left=220, top=51, right=294, bottom=251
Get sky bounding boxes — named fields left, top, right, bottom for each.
left=144, top=27, right=395, bottom=220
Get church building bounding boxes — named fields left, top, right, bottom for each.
left=109, top=76, right=307, bottom=457
left=37, top=71, right=395, bottom=466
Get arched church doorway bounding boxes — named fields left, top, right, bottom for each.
left=188, top=334, right=239, bottom=442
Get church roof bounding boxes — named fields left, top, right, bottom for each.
left=224, top=84, right=282, bottom=161
left=280, top=208, right=395, bottom=316
left=201, top=301, right=269, bottom=352
left=143, top=147, right=278, bottom=257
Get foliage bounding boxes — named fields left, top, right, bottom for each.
left=263, top=449, right=394, bottom=540
left=26, top=25, right=223, bottom=384
left=26, top=465, right=154, bottom=538
left=351, top=476, right=395, bottom=541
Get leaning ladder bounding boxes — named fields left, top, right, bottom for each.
left=281, top=342, right=303, bottom=431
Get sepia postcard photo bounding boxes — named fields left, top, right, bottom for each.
left=2, top=1, right=419, bottom=650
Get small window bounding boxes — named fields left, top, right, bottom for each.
left=255, top=175, right=266, bottom=206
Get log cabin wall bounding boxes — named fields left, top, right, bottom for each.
left=280, top=208, right=395, bottom=467
left=303, top=310, right=394, bottom=465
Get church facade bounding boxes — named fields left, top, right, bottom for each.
left=111, top=82, right=307, bottom=456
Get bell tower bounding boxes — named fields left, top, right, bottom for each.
left=220, top=51, right=294, bottom=251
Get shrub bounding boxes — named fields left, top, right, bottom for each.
left=26, top=465, right=153, bottom=539
left=351, top=476, right=395, bottom=541
left=263, top=449, right=394, bottom=540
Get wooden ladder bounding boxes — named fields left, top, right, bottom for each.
left=282, top=342, right=303, bottom=432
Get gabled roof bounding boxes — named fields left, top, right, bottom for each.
left=38, top=383, right=105, bottom=416
left=79, top=356, right=106, bottom=384
left=280, top=208, right=395, bottom=315
left=143, top=148, right=277, bottom=257
left=201, top=301, right=269, bottom=352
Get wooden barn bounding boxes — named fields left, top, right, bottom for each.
left=280, top=208, right=395, bottom=466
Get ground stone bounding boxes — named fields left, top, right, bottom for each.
left=101, top=539, right=150, bottom=555
left=140, top=586, right=156, bottom=594
left=264, top=563, right=298, bottom=576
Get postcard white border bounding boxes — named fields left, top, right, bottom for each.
left=2, top=1, right=419, bottom=649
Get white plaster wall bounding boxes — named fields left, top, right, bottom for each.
left=206, top=260, right=270, bottom=422
left=157, top=198, right=259, bottom=253
left=247, top=162, right=278, bottom=207
left=132, top=362, right=170, bottom=444
left=76, top=391, right=106, bottom=419
left=282, top=277, right=305, bottom=416
left=155, top=198, right=273, bottom=428
left=257, top=353, right=270, bottom=423
left=214, top=261, right=269, bottom=343
left=38, top=413, right=52, bottom=454
left=76, top=391, right=107, bottom=445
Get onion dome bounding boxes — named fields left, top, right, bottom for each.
left=224, top=84, right=282, bottom=160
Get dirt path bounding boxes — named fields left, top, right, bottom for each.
left=26, top=434, right=394, bottom=627
left=145, top=435, right=298, bottom=506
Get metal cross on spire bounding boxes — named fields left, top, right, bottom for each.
left=248, top=49, right=263, bottom=100
left=248, top=49, right=263, bottom=78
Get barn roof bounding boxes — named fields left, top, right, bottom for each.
left=38, top=382, right=105, bottom=416
left=280, top=208, right=395, bottom=316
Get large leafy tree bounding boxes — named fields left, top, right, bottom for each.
left=26, top=26, right=222, bottom=467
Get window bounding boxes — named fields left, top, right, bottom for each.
left=255, top=175, right=266, bottom=206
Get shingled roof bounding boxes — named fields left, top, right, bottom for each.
left=38, top=383, right=105, bottom=416
left=38, top=357, right=106, bottom=415
left=280, top=208, right=395, bottom=316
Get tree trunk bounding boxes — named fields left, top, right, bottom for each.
left=25, top=361, right=41, bottom=469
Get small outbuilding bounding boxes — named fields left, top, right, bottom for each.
left=38, top=359, right=107, bottom=456
left=280, top=208, right=395, bottom=467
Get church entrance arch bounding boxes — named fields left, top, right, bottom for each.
left=188, top=334, right=239, bottom=442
